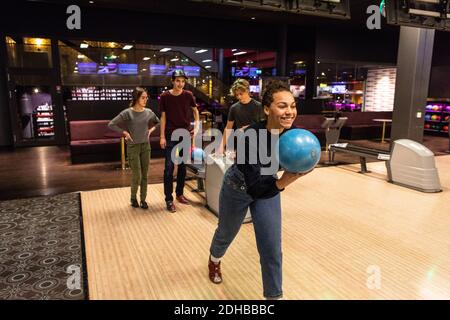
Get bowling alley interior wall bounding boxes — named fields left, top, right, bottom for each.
left=429, top=66, right=450, bottom=99
left=1, top=2, right=450, bottom=147
left=364, top=68, right=397, bottom=112
left=0, top=41, right=10, bottom=147
left=314, top=27, right=400, bottom=65
left=429, top=32, right=450, bottom=98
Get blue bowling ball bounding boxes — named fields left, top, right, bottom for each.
left=191, top=147, right=205, bottom=162
left=277, top=129, right=321, bottom=173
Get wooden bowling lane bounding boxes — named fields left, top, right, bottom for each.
left=81, top=155, right=450, bottom=299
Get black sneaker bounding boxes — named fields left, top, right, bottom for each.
left=131, top=199, right=139, bottom=208
left=166, top=201, right=176, bottom=213
left=140, top=201, right=148, bottom=209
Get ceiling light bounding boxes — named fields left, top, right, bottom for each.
left=170, top=58, right=179, bottom=62
left=251, top=17, right=256, bottom=20
left=202, top=59, right=212, bottom=63
left=80, top=43, right=89, bottom=49
left=77, top=54, right=85, bottom=59
left=143, top=57, right=150, bottom=61
left=205, top=66, right=211, bottom=69
left=231, top=49, right=237, bottom=52
left=142, top=69, right=147, bottom=71
left=160, top=48, right=172, bottom=52
left=231, top=60, right=238, bottom=63
left=413, top=0, right=440, bottom=4
left=122, top=45, right=133, bottom=50
left=408, top=8, right=440, bottom=18
left=195, top=49, right=208, bottom=54
left=233, top=51, right=247, bottom=56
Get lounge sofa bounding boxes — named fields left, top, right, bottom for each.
left=69, top=120, right=122, bottom=164
left=293, top=111, right=393, bottom=145
left=293, top=115, right=327, bottom=146
left=340, top=111, right=392, bottom=140
left=69, top=120, right=161, bottom=164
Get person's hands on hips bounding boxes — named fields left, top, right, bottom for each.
left=123, top=131, right=133, bottom=142
left=148, top=128, right=155, bottom=139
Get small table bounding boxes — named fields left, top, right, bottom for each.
left=104, top=132, right=128, bottom=170
left=372, top=119, right=392, bottom=143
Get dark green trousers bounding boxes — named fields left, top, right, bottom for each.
left=127, top=142, right=150, bottom=202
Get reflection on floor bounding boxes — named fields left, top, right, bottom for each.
left=0, top=135, right=448, bottom=201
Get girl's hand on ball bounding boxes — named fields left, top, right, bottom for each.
left=276, top=168, right=314, bottom=190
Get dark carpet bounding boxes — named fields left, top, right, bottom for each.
left=0, top=193, right=87, bottom=300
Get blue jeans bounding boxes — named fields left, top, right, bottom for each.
left=209, top=165, right=282, bottom=298
left=163, top=135, right=186, bottom=202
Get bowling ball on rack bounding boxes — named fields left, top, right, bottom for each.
left=191, top=147, right=205, bottom=162
left=444, top=116, right=449, bottom=122
left=443, top=126, right=449, bottom=132
left=277, top=129, right=321, bottom=174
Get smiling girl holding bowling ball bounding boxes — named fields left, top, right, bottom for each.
left=208, top=80, right=314, bottom=299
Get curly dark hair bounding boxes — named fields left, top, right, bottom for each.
left=261, top=80, right=291, bottom=108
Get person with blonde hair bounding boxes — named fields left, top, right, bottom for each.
left=218, top=78, right=264, bottom=154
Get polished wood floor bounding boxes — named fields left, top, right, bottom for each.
left=81, top=156, right=450, bottom=300
left=0, top=146, right=165, bottom=201
left=1, top=135, right=448, bottom=201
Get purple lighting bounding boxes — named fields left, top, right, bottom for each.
left=327, top=101, right=361, bottom=112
